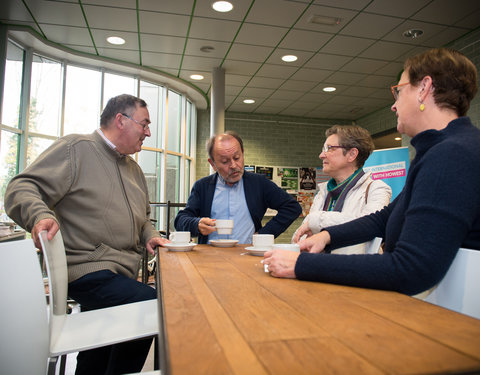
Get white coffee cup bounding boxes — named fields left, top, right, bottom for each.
left=272, top=243, right=300, bottom=252
left=252, top=234, right=274, bottom=249
left=169, top=231, right=191, bottom=244
left=215, top=219, right=234, bottom=234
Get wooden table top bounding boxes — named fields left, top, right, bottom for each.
left=155, top=244, right=480, bottom=375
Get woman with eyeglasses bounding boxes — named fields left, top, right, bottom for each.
left=292, top=125, right=392, bottom=254
left=264, top=48, right=480, bottom=295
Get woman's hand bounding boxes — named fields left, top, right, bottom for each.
left=293, top=222, right=313, bottom=243
left=263, top=250, right=300, bottom=278
left=299, top=231, right=331, bottom=253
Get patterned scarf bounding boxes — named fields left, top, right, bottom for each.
left=322, top=169, right=365, bottom=212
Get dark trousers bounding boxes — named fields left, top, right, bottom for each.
left=68, top=270, right=157, bottom=375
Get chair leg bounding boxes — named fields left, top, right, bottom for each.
left=47, top=356, right=59, bottom=375
left=59, top=354, right=68, bottom=375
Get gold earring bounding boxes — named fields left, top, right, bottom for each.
left=419, top=103, right=425, bottom=111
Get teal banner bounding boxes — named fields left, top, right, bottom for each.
left=363, top=147, right=410, bottom=200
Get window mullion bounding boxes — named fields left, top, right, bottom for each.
left=18, top=47, right=33, bottom=172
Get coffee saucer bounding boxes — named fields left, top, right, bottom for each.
left=245, top=246, right=272, bottom=256
left=163, top=242, right=196, bottom=252
left=210, top=239, right=239, bottom=247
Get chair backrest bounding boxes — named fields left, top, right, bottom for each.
left=0, top=238, right=49, bottom=374
left=39, top=230, right=69, bottom=346
left=424, top=247, right=480, bottom=319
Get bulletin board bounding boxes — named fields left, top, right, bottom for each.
left=246, top=165, right=322, bottom=217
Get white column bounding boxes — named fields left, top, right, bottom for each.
left=210, top=67, right=225, bottom=136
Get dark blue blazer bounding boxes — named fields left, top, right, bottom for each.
left=174, top=172, right=301, bottom=244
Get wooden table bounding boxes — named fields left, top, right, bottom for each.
left=155, top=244, right=480, bottom=374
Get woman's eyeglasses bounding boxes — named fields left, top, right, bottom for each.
left=390, top=82, right=410, bottom=101
left=322, top=145, right=346, bottom=153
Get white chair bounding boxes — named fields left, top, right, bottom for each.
left=39, top=230, right=160, bottom=375
left=0, top=238, right=50, bottom=375
left=421, top=247, right=480, bottom=319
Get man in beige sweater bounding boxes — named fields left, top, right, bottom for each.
left=5, top=94, right=169, bottom=374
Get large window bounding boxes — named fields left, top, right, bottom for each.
left=0, top=39, right=196, bottom=231
left=64, top=65, right=102, bottom=135
left=1, top=41, right=24, bottom=219
left=1, top=41, right=23, bottom=129
left=167, top=90, right=182, bottom=153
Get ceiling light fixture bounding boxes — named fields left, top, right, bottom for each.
left=212, top=1, right=233, bottom=12
left=323, top=87, right=336, bottom=92
left=190, top=74, right=204, bottom=80
left=403, top=29, right=424, bottom=39
left=395, top=137, right=402, bottom=141
left=106, top=36, right=125, bottom=45
left=308, top=15, right=341, bottom=26
left=243, top=99, right=255, bottom=104
left=281, top=55, right=298, bottom=62
left=200, top=46, right=215, bottom=53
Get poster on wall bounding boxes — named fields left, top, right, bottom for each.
left=255, top=166, right=273, bottom=180
left=297, top=191, right=315, bottom=217
left=363, top=147, right=409, bottom=200
left=299, top=167, right=316, bottom=190
left=277, top=167, right=299, bottom=190
left=244, top=165, right=255, bottom=173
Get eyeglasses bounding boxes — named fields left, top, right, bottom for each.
left=390, top=82, right=410, bottom=101
left=322, top=145, right=347, bottom=153
left=121, top=113, right=150, bottom=131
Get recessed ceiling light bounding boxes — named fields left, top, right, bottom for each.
left=403, top=29, right=423, bottom=39
left=395, top=137, right=402, bottom=141
left=281, top=55, right=298, bottom=63
left=243, top=99, right=255, bottom=104
left=190, top=74, right=204, bottom=80
left=212, top=1, right=233, bottom=12
left=308, top=15, right=341, bottom=26
left=323, top=87, right=336, bottom=92
left=107, top=36, right=125, bottom=45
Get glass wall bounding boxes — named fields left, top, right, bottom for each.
left=0, top=39, right=196, bottom=231
left=64, top=66, right=102, bottom=135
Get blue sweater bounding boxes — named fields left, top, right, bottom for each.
left=175, top=172, right=302, bottom=244
left=295, top=117, right=480, bottom=295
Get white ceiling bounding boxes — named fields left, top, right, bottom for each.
left=1, top=0, right=480, bottom=122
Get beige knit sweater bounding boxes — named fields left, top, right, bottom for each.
left=5, top=131, right=159, bottom=282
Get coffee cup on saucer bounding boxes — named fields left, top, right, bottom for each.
left=215, top=219, right=234, bottom=234
left=252, top=234, right=274, bottom=249
left=169, top=231, right=191, bottom=244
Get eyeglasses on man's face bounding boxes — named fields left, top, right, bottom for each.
left=322, top=144, right=347, bottom=153
left=390, top=82, right=410, bottom=101
left=121, top=113, right=150, bottom=131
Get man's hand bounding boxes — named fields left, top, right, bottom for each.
left=263, top=250, right=300, bottom=278
left=146, top=236, right=171, bottom=255
left=198, top=217, right=217, bottom=236
left=32, top=218, right=59, bottom=248
left=299, top=231, right=331, bottom=253
left=293, top=222, right=313, bottom=243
